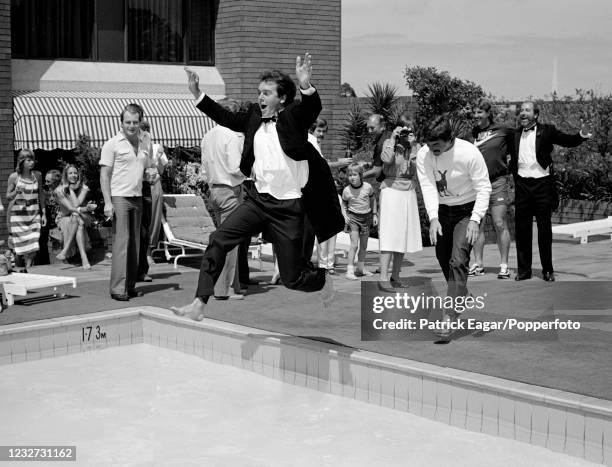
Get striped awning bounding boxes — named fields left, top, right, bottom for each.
left=13, top=90, right=220, bottom=150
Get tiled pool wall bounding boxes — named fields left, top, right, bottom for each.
left=0, top=306, right=610, bottom=465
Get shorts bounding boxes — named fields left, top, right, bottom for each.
left=488, top=175, right=510, bottom=208
left=346, top=211, right=372, bottom=236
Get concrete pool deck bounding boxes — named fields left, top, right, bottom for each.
left=1, top=231, right=610, bottom=401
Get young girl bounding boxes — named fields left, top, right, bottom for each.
left=342, top=163, right=377, bottom=280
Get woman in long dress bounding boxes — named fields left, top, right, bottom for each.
left=5, top=149, right=46, bottom=272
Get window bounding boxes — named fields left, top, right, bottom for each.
left=12, top=0, right=95, bottom=60
left=11, top=0, right=215, bottom=65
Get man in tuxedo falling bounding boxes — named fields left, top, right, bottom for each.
left=172, top=53, right=344, bottom=320
left=511, top=101, right=591, bottom=282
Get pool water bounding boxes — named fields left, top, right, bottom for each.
left=0, top=345, right=597, bottom=466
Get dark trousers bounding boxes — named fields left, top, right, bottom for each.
left=435, top=202, right=474, bottom=298
left=110, top=196, right=142, bottom=295
left=514, top=175, right=554, bottom=276
left=195, top=183, right=325, bottom=299
left=137, top=184, right=152, bottom=278
left=302, top=215, right=316, bottom=265
left=238, top=239, right=250, bottom=284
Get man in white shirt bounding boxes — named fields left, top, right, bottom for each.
left=417, top=115, right=491, bottom=324
left=510, top=101, right=591, bottom=282
left=172, top=53, right=344, bottom=321
left=100, top=103, right=154, bottom=301
left=201, top=98, right=245, bottom=300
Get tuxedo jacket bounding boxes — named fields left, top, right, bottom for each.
left=509, top=123, right=585, bottom=175
left=197, top=90, right=344, bottom=243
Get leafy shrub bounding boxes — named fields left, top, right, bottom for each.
left=536, top=90, right=612, bottom=201
left=404, top=66, right=487, bottom=140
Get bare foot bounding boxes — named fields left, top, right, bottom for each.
left=83, top=263, right=91, bottom=270
left=171, top=298, right=206, bottom=321
left=320, top=274, right=336, bottom=309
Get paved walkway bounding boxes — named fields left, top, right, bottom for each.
left=1, top=229, right=611, bottom=400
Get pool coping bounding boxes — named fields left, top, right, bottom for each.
left=0, top=306, right=610, bottom=465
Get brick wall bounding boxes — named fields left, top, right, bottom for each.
left=0, top=0, right=11, bottom=240
left=215, top=0, right=341, bottom=151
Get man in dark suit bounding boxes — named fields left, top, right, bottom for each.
left=511, top=101, right=591, bottom=282
left=172, top=53, right=344, bottom=320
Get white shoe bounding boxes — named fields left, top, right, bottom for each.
left=345, top=272, right=358, bottom=280
left=357, top=269, right=374, bottom=277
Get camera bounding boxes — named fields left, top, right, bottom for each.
left=396, top=127, right=413, bottom=139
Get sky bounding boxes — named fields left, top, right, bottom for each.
left=341, top=0, right=612, bottom=100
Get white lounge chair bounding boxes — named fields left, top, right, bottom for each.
left=552, top=216, right=612, bottom=244
left=0, top=273, right=77, bottom=307
left=160, top=194, right=262, bottom=269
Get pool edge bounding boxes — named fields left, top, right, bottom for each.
left=0, top=306, right=609, bottom=465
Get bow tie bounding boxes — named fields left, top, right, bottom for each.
left=261, top=116, right=277, bottom=124
left=522, top=125, right=536, bottom=133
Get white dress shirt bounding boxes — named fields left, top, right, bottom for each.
left=518, top=126, right=549, bottom=178
left=252, top=121, right=309, bottom=199
left=194, top=87, right=315, bottom=199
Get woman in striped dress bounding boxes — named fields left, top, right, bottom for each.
left=5, top=149, right=47, bottom=272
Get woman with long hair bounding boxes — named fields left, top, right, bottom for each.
left=378, top=115, right=423, bottom=288
left=54, top=164, right=96, bottom=270
left=5, top=149, right=46, bottom=272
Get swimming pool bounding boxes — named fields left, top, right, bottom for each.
left=0, top=344, right=597, bottom=466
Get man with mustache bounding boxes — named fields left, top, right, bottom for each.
left=511, top=101, right=591, bottom=282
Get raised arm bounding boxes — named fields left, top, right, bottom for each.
left=380, top=136, right=398, bottom=164
left=185, top=67, right=250, bottom=133
left=292, top=53, right=322, bottom=130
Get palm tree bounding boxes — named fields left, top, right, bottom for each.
left=340, top=100, right=368, bottom=152
left=366, top=82, right=400, bottom=128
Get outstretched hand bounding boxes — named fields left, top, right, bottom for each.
left=579, top=119, right=593, bottom=139
left=295, top=53, right=313, bottom=90
left=184, top=67, right=201, bottom=99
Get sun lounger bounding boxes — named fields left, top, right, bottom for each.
left=0, top=273, right=77, bottom=306
left=552, top=216, right=612, bottom=244
left=161, top=194, right=263, bottom=269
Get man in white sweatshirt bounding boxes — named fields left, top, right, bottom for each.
left=417, top=115, right=492, bottom=311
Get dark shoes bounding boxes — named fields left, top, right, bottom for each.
left=377, top=281, right=395, bottom=293
left=111, top=289, right=143, bottom=301
left=213, top=294, right=245, bottom=301
left=515, top=273, right=532, bottom=281
left=515, top=272, right=555, bottom=281
left=110, top=293, right=130, bottom=301
left=542, top=271, right=555, bottom=282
